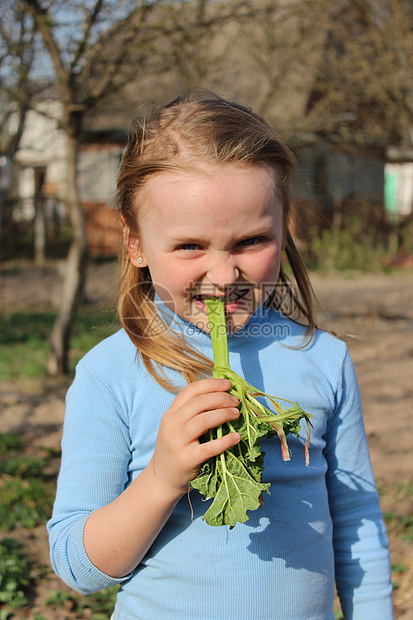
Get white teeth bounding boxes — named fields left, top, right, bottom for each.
left=194, top=290, right=249, bottom=302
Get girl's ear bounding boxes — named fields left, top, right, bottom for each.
left=121, top=219, right=147, bottom=268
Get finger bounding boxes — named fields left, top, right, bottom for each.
left=176, top=391, right=239, bottom=425
left=186, top=406, right=240, bottom=440
left=169, top=378, right=232, bottom=414
left=196, top=431, right=241, bottom=463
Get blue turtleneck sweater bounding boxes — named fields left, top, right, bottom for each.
left=48, top=304, right=393, bottom=619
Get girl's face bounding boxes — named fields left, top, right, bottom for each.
left=129, top=164, right=284, bottom=333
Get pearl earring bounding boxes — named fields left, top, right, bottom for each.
left=137, top=256, right=144, bottom=264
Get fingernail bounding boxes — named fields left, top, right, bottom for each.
left=231, top=396, right=239, bottom=404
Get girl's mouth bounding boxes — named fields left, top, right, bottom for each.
left=193, top=289, right=251, bottom=314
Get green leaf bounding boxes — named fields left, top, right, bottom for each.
left=191, top=449, right=270, bottom=528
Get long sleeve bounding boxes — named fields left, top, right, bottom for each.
left=324, top=351, right=393, bottom=619
left=48, top=361, right=133, bottom=593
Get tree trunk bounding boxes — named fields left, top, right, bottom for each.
left=34, top=168, right=46, bottom=265
left=49, top=112, right=88, bottom=374
left=34, top=200, right=46, bottom=264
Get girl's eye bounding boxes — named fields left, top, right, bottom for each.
left=179, top=243, right=201, bottom=252
left=238, top=237, right=261, bottom=247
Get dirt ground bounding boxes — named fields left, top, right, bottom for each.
left=1, top=262, right=413, bottom=618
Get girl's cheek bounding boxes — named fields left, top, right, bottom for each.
left=166, top=264, right=197, bottom=289
left=252, top=250, right=280, bottom=277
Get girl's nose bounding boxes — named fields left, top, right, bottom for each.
left=206, top=257, right=239, bottom=289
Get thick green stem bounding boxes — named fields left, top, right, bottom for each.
left=205, top=297, right=230, bottom=371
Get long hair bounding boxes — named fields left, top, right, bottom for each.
left=116, top=90, right=315, bottom=391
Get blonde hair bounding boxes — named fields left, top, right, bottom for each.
left=116, top=90, right=315, bottom=391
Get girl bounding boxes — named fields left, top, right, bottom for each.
left=48, top=91, right=393, bottom=619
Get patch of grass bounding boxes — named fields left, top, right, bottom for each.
left=383, top=511, right=413, bottom=542
left=0, top=433, right=24, bottom=455
left=0, top=310, right=56, bottom=380
left=392, top=480, right=413, bottom=502
left=375, top=479, right=413, bottom=503
left=0, top=538, right=35, bottom=609
left=46, top=585, right=118, bottom=618
left=0, top=307, right=118, bottom=380
left=0, top=433, right=56, bottom=530
left=0, top=455, right=48, bottom=479
left=391, top=562, right=408, bottom=574
left=0, top=477, right=54, bottom=530
left=306, top=218, right=394, bottom=273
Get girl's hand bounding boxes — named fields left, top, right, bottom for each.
left=150, top=378, right=240, bottom=498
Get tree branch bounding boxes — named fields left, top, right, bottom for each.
left=70, top=0, right=104, bottom=75
left=24, top=0, right=70, bottom=103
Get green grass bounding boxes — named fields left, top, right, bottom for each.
left=0, top=538, right=36, bottom=610
left=0, top=307, right=118, bottom=381
left=45, top=585, right=118, bottom=618
left=383, top=512, right=413, bottom=542
left=0, top=433, right=56, bottom=531
left=0, top=433, right=24, bottom=455
left=0, top=478, right=54, bottom=530
left=392, top=480, right=413, bottom=502
left=305, top=217, right=402, bottom=273
left=0, top=430, right=116, bottom=617
left=391, top=562, right=408, bottom=574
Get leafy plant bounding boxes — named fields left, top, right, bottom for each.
left=0, top=433, right=23, bottom=455
left=46, top=586, right=118, bottom=618
left=391, top=562, right=408, bottom=574
left=0, top=435, right=55, bottom=530
left=45, top=589, right=77, bottom=607
left=383, top=511, right=413, bottom=541
left=0, top=538, right=34, bottom=609
left=189, top=297, right=312, bottom=528
left=393, top=480, right=413, bottom=502
left=0, top=455, right=47, bottom=479
left=0, top=477, right=54, bottom=530
left=307, top=217, right=393, bottom=272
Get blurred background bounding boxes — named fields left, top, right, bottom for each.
left=1, top=0, right=412, bottom=617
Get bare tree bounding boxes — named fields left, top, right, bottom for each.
left=0, top=0, right=42, bottom=254
left=305, top=0, right=413, bottom=145
left=160, top=0, right=245, bottom=91
left=0, top=1, right=39, bottom=155
left=237, top=0, right=328, bottom=122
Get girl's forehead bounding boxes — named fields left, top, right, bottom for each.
left=137, top=163, right=282, bottom=231
left=140, top=162, right=278, bottom=199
